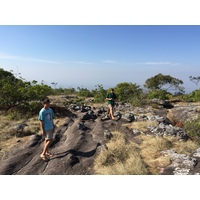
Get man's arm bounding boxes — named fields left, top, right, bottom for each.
left=39, top=120, right=46, bottom=137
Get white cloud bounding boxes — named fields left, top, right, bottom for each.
left=144, top=62, right=171, bottom=65
left=74, top=61, right=95, bottom=65
left=0, top=52, right=61, bottom=64
left=136, top=62, right=182, bottom=66
left=101, top=60, right=118, bottom=64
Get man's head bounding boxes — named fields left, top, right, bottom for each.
left=42, top=98, right=50, bottom=108
left=110, top=88, right=114, bottom=93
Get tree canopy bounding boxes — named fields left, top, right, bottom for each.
left=144, top=73, right=185, bottom=94
left=0, top=68, right=53, bottom=110
left=189, top=76, right=200, bottom=89
left=114, top=82, right=143, bottom=104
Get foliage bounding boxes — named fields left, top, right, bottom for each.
left=114, top=82, right=143, bottom=105
left=77, top=86, right=93, bottom=97
left=53, top=87, right=76, bottom=95
left=53, top=87, right=65, bottom=95
left=183, top=115, right=200, bottom=143
left=3, top=67, right=200, bottom=121
left=0, top=77, right=23, bottom=109
left=189, top=75, right=200, bottom=89
left=144, top=73, right=185, bottom=94
left=182, top=89, right=200, bottom=102
left=6, top=101, right=42, bottom=120
left=27, top=83, right=54, bottom=100
left=64, top=87, right=76, bottom=94
left=147, top=89, right=171, bottom=100
left=0, top=68, right=54, bottom=117
left=92, top=84, right=107, bottom=103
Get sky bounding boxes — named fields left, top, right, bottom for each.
left=0, top=25, right=200, bottom=93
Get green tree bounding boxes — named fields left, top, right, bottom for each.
left=147, top=90, right=171, bottom=100
left=114, top=82, right=143, bottom=105
left=189, top=76, right=200, bottom=89
left=183, top=89, right=200, bottom=102
left=183, top=115, right=200, bottom=143
left=27, top=84, right=54, bottom=100
left=63, top=87, right=76, bottom=95
left=144, top=73, right=185, bottom=95
left=0, top=68, right=27, bottom=109
left=92, top=84, right=107, bottom=103
left=77, top=86, right=93, bottom=97
left=0, top=68, right=53, bottom=110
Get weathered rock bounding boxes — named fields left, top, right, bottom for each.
left=121, top=112, right=135, bottom=122
left=149, top=123, right=189, bottom=140
left=0, top=102, right=200, bottom=175
left=104, top=130, right=112, bottom=140
left=161, top=149, right=198, bottom=175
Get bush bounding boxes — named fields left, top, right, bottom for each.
left=92, top=84, right=107, bottom=103
left=114, top=82, right=143, bottom=104
left=77, top=87, right=93, bottom=97
left=183, top=115, right=200, bottom=143
left=6, top=101, right=42, bottom=120
left=147, top=90, right=171, bottom=100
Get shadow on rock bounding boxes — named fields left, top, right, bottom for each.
left=51, top=142, right=101, bottom=160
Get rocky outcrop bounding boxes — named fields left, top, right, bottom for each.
left=161, top=149, right=200, bottom=175
left=0, top=102, right=200, bottom=175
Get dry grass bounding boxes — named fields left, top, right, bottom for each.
left=123, top=120, right=158, bottom=133
left=93, top=131, right=199, bottom=175
left=137, top=134, right=173, bottom=174
left=93, top=131, right=151, bottom=175
left=135, top=134, right=199, bottom=174
left=0, top=115, right=40, bottom=160
left=166, top=136, right=199, bottom=155
left=0, top=135, right=30, bottom=159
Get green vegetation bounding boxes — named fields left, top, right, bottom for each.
left=144, top=73, right=184, bottom=93
left=182, top=89, right=200, bottom=102
left=183, top=115, right=200, bottom=143
left=0, top=68, right=54, bottom=118
left=114, top=82, right=145, bottom=106
left=1, top=68, right=200, bottom=119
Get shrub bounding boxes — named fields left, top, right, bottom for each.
left=77, top=87, right=93, bottom=97
left=147, top=90, right=171, bottom=100
left=114, top=82, right=143, bottom=105
left=92, top=84, right=107, bottom=103
left=183, top=115, right=200, bottom=143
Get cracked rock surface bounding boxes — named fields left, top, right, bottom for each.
left=1, top=102, right=200, bottom=175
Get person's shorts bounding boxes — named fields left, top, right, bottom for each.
left=108, top=103, right=114, bottom=108
left=45, top=129, right=54, bottom=140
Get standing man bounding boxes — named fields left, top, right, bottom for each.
left=106, top=88, right=116, bottom=120
left=38, top=98, right=55, bottom=161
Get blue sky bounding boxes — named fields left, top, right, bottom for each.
left=0, top=25, right=200, bottom=93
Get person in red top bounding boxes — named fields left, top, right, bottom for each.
left=105, top=88, right=116, bottom=120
